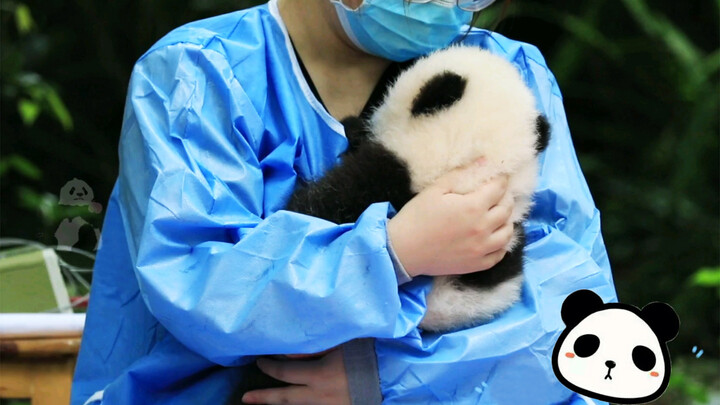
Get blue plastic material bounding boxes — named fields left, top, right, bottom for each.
left=330, top=0, right=472, bottom=62
left=71, top=1, right=616, bottom=404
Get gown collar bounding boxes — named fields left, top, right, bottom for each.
left=267, top=0, right=344, bottom=135
left=267, top=0, right=412, bottom=130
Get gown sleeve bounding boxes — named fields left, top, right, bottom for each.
left=118, top=42, right=418, bottom=366
left=373, top=40, right=618, bottom=404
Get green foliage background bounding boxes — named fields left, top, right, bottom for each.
left=1, top=1, right=717, bottom=403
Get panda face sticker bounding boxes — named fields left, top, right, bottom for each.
left=553, top=290, right=679, bottom=404
left=556, top=309, right=666, bottom=400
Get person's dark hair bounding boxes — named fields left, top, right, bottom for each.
left=461, top=0, right=512, bottom=40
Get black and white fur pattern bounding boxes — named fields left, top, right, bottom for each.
left=287, top=46, right=551, bottom=332
left=230, top=46, right=550, bottom=404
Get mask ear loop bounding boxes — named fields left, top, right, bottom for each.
left=402, top=0, right=415, bottom=39
left=455, top=0, right=511, bottom=43
left=454, top=12, right=479, bottom=44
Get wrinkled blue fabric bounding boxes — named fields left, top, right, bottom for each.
left=71, top=1, right=617, bottom=404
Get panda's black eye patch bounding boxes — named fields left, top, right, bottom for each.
left=632, top=345, right=656, bottom=371
left=573, top=334, right=600, bottom=358
left=411, top=71, right=467, bottom=117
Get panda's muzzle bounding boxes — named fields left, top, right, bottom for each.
left=604, top=360, right=616, bottom=380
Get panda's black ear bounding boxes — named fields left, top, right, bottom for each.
left=640, top=302, right=680, bottom=343
left=535, top=115, right=551, bottom=153
left=561, top=289, right=605, bottom=328
left=411, top=71, right=467, bottom=117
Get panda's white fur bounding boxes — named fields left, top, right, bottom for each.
left=370, top=46, right=540, bottom=225
left=420, top=274, right=524, bottom=332
left=368, top=46, right=543, bottom=332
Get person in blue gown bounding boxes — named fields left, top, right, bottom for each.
left=71, top=0, right=617, bottom=404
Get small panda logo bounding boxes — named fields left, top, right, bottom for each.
left=552, top=289, right=679, bottom=404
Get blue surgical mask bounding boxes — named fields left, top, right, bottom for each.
left=330, top=0, right=474, bottom=62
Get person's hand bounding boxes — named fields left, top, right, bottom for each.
left=242, top=349, right=351, bottom=405
left=387, top=164, right=513, bottom=278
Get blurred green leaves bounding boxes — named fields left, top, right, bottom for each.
left=494, top=3, right=718, bottom=401
left=0, top=155, right=41, bottom=180
left=1, top=2, right=80, bottom=249
left=621, top=0, right=716, bottom=99
left=2, top=3, right=73, bottom=131
left=17, top=187, right=100, bottom=227
left=13, top=3, right=33, bottom=34
left=16, top=73, right=73, bottom=130
left=693, top=267, right=720, bottom=287
left=18, top=98, right=40, bottom=125
left=669, top=370, right=710, bottom=403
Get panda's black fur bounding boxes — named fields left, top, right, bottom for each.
left=231, top=46, right=550, bottom=403
left=285, top=120, right=415, bottom=225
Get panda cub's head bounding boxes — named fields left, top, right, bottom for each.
left=369, top=46, right=550, bottom=198
left=553, top=290, right=679, bottom=403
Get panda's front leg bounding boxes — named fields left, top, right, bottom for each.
left=286, top=139, right=415, bottom=224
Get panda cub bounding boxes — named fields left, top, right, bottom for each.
left=287, top=46, right=551, bottom=332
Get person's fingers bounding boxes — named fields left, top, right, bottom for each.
left=485, top=204, right=513, bottom=232
left=244, top=350, right=349, bottom=405
left=255, top=358, right=320, bottom=385
left=242, top=385, right=313, bottom=405
left=483, top=222, right=515, bottom=253
left=476, top=247, right=508, bottom=271
left=465, top=175, right=509, bottom=211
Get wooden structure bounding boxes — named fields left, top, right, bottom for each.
left=0, top=332, right=81, bottom=404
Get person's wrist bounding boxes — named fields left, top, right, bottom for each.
left=387, top=218, right=423, bottom=277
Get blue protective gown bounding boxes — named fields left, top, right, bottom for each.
left=71, top=1, right=617, bottom=403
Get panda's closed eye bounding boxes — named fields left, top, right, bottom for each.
left=632, top=345, right=656, bottom=371
left=574, top=334, right=600, bottom=358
